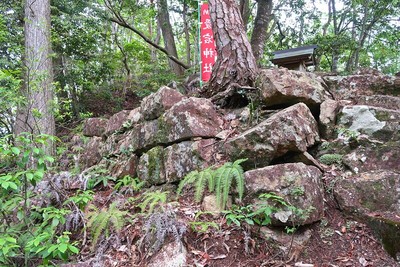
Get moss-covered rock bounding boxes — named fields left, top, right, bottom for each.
left=137, top=146, right=166, bottom=186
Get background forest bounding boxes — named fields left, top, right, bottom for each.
left=0, top=0, right=399, bottom=136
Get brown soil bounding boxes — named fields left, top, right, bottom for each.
left=66, top=185, right=399, bottom=267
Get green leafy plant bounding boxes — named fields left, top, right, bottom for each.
left=0, top=133, right=79, bottom=265
left=177, top=159, right=247, bottom=210
left=84, top=166, right=116, bottom=190
left=114, top=175, right=145, bottom=194
left=86, top=202, right=129, bottom=250
left=223, top=205, right=254, bottom=227
left=64, top=190, right=94, bottom=210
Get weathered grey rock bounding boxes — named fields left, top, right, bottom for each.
left=81, top=137, right=103, bottom=168
left=137, top=146, right=166, bottom=186
left=126, top=107, right=143, bottom=125
left=164, top=97, right=223, bottom=142
left=225, top=103, right=320, bottom=168
left=83, top=118, right=108, bottom=137
left=104, top=110, right=130, bottom=136
left=244, top=163, right=324, bottom=226
left=257, top=68, right=332, bottom=108
left=356, top=95, right=400, bottom=111
left=260, top=227, right=311, bottom=261
left=141, top=86, right=186, bottom=120
left=164, top=141, right=202, bottom=183
left=342, top=141, right=400, bottom=173
left=334, top=170, right=400, bottom=215
left=109, top=154, right=138, bottom=178
left=147, top=241, right=187, bottom=267
left=338, top=105, right=400, bottom=142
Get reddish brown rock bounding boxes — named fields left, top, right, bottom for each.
left=324, top=72, right=400, bottom=101
left=104, top=110, right=130, bottom=136
left=164, top=97, right=223, bottom=142
left=83, top=118, right=108, bottom=137
left=342, top=141, right=400, bottom=174
left=109, top=154, right=138, bottom=178
left=81, top=137, right=103, bottom=168
left=141, top=86, right=185, bottom=120
left=319, top=99, right=339, bottom=139
left=257, top=68, right=332, bottom=108
left=244, top=163, right=324, bottom=226
left=225, top=103, right=319, bottom=168
left=355, top=95, right=400, bottom=111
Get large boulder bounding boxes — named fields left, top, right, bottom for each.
left=225, top=103, right=320, bottom=168
left=324, top=72, right=400, bottom=101
left=356, top=95, right=400, bottom=111
left=140, top=86, right=186, bottom=120
left=109, top=154, right=138, bottom=179
left=104, top=110, right=131, bottom=136
left=83, top=118, right=108, bottom=137
left=337, top=105, right=400, bottom=142
left=257, top=68, right=332, bottom=109
left=81, top=136, right=103, bottom=168
left=334, top=170, right=400, bottom=215
left=163, top=97, right=223, bottom=142
left=244, top=163, right=324, bottom=226
left=319, top=99, right=340, bottom=140
left=163, top=139, right=218, bottom=183
left=342, top=141, right=400, bottom=174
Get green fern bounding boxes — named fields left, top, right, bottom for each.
left=177, top=159, right=247, bottom=210
left=177, top=167, right=214, bottom=202
left=86, top=202, right=128, bottom=250
left=137, top=190, right=169, bottom=214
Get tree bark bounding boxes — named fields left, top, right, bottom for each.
left=157, top=0, right=184, bottom=76
left=15, top=0, right=55, bottom=155
left=239, top=0, right=251, bottom=31
left=250, top=0, right=273, bottom=65
left=205, top=0, right=258, bottom=97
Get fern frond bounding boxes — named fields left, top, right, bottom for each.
left=204, top=167, right=214, bottom=192
left=85, top=202, right=127, bottom=250
left=214, top=163, right=229, bottom=209
left=194, top=171, right=208, bottom=202
left=232, top=160, right=246, bottom=201
left=138, top=190, right=169, bottom=213
left=177, top=170, right=199, bottom=196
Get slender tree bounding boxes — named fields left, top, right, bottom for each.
left=250, top=0, right=274, bottom=66
left=14, top=0, right=55, bottom=154
left=157, top=0, right=185, bottom=76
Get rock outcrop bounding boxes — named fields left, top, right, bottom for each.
left=225, top=103, right=319, bottom=169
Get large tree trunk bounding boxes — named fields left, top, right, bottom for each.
left=15, top=0, right=55, bottom=155
left=250, top=0, right=273, bottom=66
left=157, top=0, right=184, bottom=76
left=239, top=0, right=251, bottom=31
left=205, top=0, right=258, bottom=97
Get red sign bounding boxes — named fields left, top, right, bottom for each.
left=200, top=3, right=216, bottom=82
